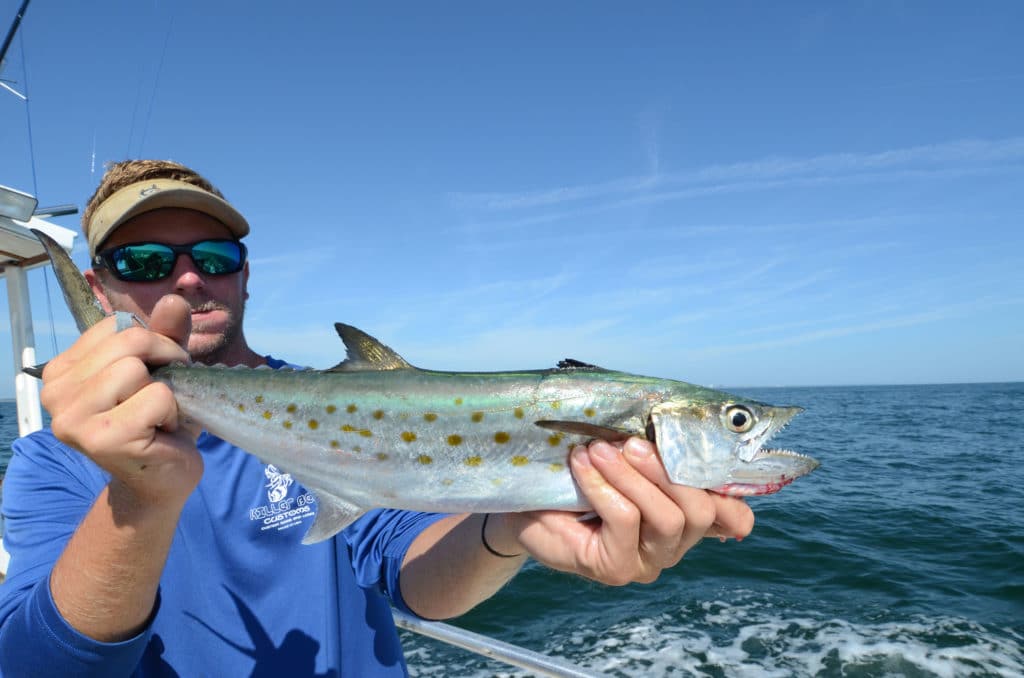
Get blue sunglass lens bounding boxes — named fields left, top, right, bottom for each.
left=110, top=243, right=175, bottom=281
left=191, top=241, right=245, bottom=275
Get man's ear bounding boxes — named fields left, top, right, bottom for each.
left=84, top=269, right=114, bottom=314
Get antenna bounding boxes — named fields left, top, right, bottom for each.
left=0, top=0, right=31, bottom=74
left=0, top=0, right=31, bottom=100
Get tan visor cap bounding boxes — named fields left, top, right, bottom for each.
left=86, top=179, right=250, bottom=256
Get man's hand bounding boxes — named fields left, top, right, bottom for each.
left=490, top=437, right=755, bottom=585
left=43, top=294, right=208, bottom=641
left=41, top=294, right=203, bottom=508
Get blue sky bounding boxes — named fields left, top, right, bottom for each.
left=2, top=1, right=1022, bottom=396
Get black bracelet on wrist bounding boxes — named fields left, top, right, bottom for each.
left=481, top=513, right=522, bottom=558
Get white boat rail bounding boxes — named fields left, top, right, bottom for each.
left=1, top=209, right=77, bottom=437
left=394, top=611, right=601, bottom=677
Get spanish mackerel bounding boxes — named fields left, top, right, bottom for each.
left=32, top=229, right=818, bottom=544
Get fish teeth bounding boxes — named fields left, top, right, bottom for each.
left=755, top=447, right=817, bottom=460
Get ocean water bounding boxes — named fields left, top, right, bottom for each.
left=2, top=383, right=1023, bottom=676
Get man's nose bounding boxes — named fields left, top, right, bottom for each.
left=169, top=254, right=205, bottom=291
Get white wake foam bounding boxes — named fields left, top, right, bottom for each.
left=403, top=592, right=1023, bottom=677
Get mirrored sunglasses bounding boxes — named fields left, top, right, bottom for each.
left=92, top=239, right=247, bottom=282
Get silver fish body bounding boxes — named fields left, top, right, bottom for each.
left=160, top=365, right=596, bottom=520
left=156, top=324, right=816, bottom=543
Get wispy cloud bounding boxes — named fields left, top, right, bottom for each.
left=690, top=295, right=1024, bottom=357
left=449, top=175, right=660, bottom=212
left=248, top=245, right=339, bottom=269
left=450, top=165, right=1017, bottom=236
left=449, top=137, right=1024, bottom=221
left=248, top=270, right=581, bottom=348
left=402, top=319, right=625, bottom=371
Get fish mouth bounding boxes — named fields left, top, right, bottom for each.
left=711, top=448, right=820, bottom=497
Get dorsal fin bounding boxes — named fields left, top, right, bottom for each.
left=557, top=358, right=605, bottom=370
left=327, top=323, right=413, bottom=372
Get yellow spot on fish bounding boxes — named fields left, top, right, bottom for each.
left=376, top=452, right=387, bottom=460
left=359, top=429, right=373, bottom=438
left=353, top=445, right=362, bottom=453
left=448, top=434, right=463, bottom=446
left=494, top=431, right=510, bottom=444
left=454, top=398, right=463, bottom=406
left=550, top=401, right=561, bottom=410
left=401, top=431, right=417, bottom=443
left=286, top=404, right=297, bottom=414
left=326, top=404, right=337, bottom=414
left=511, top=456, right=529, bottom=466
left=492, top=478, right=504, bottom=486
left=347, top=404, right=358, bottom=413
left=442, top=479, right=453, bottom=486
left=308, top=420, right=319, bottom=430
left=237, top=404, right=245, bottom=412
left=584, top=408, right=596, bottom=418
left=548, top=463, right=565, bottom=472
left=514, top=407, right=524, bottom=419
left=342, top=424, right=356, bottom=432
left=255, top=395, right=264, bottom=404
left=330, top=440, right=340, bottom=449
left=262, top=411, right=272, bottom=420
left=283, top=421, right=293, bottom=429
left=424, top=413, right=438, bottom=422
left=548, top=434, right=562, bottom=447
left=373, top=410, right=385, bottom=420
left=418, top=454, right=433, bottom=465
left=465, top=455, right=482, bottom=467
left=471, top=412, right=484, bottom=423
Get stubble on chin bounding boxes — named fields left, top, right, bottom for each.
left=187, top=303, right=246, bottom=366
left=188, top=333, right=231, bottom=365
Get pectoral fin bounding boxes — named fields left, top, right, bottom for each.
left=301, top=491, right=367, bottom=544
left=534, top=420, right=633, bottom=442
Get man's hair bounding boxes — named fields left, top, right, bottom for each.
left=82, top=159, right=226, bottom=232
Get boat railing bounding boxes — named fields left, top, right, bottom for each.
left=393, top=611, right=601, bottom=677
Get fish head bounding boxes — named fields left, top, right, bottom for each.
left=649, top=400, right=818, bottom=496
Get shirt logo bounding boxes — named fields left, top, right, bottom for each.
left=248, top=464, right=316, bottom=534
left=139, top=184, right=161, bottom=196
left=265, top=464, right=293, bottom=502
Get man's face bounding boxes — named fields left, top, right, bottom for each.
left=86, top=207, right=251, bottom=365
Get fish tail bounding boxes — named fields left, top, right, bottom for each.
left=31, top=229, right=106, bottom=333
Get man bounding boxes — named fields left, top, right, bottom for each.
left=0, top=160, right=754, bottom=676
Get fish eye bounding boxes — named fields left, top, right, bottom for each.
left=724, top=405, right=755, bottom=433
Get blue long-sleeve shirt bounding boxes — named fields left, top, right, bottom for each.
left=0, top=357, right=446, bottom=677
